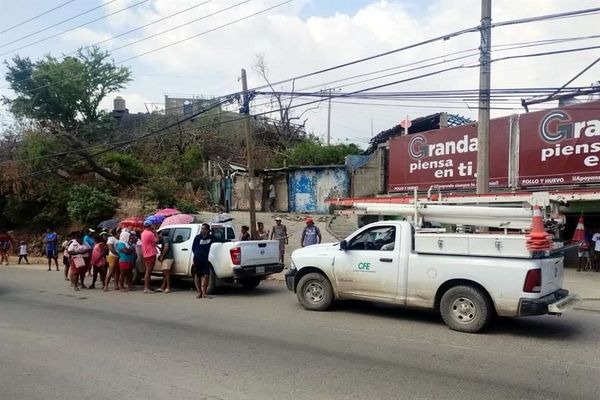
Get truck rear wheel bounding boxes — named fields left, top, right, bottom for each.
left=296, top=272, right=334, bottom=311
left=440, top=285, right=492, bottom=333
left=240, top=277, right=261, bottom=289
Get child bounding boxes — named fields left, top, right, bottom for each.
left=18, top=240, right=29, bottom=264
left=61, top=239, right=71, bottom=281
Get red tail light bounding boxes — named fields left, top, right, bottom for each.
left=523, top=268, right=541, bottom=293
left=230, top=247, right=241, bottom=265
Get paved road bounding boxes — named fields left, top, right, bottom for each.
left=1, top=266, right=599, bottom=400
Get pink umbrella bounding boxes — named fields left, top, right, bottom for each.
left=154, top=208, right=181, bottom=217
left=160, top=214, right=195, bottom=228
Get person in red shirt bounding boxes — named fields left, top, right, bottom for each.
left=0, top=230, right=15, bottom=266
left=141, top=222, right=158, bottom=293
left=90, top=232, right=109, bottom=289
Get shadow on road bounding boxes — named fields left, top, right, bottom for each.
left=488, top=316, right=583, bottom=339
left=331, top=300, right=443, bottom=326
left=166, top=277, right=281, bottom=297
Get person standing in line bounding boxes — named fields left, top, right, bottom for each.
left=141, top=222, right=158, bottom=293
left=240, top=225, right=251, bottom=241
left=44, top=227, right=59, bottom=271
left=271, top=217, right=288, bottom=265
left=592, top=228, right=600, bottom=272
left=268, top=181, right=276, bottom=212
left=255, top=222, right=269, bottom=240
left=0, top=230, right=14, bottom=265
left=83, top=229, right=95, bottom=277
left=192, top=223, right=214, bottom=299
left=301, top=217, right=322, bottom=248
left=104, top=229, right=121, bottom=291
left=90, top=232, right=109, bottom=289
left=156, top=230, right=174, bottom=293
left=68, top=232, right=89, bottom=291
left=61, top=238, right=71, bottom=280
left=115, top=231, right=136, bottom=292
left=18, top=240, right=29, bottom=264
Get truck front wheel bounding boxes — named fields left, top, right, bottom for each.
left=296, top=272, right=334, bottom=311
left=440, top=285, right=492, bottom=333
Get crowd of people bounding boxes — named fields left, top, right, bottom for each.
left=1, top=216, right=324, bottom=297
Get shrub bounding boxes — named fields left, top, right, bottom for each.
left=67, top=185, right=117, bottom=225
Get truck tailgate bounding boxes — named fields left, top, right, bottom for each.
left=235, top=240, right=280, bottom=266
left=537, top=257, right=564, bottom=296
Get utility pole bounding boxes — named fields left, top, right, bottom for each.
left=322, top=88, right=339, bottom=145
left=241, top=69, right=256, bottom=238
left=476, top=0, right=491, bottom=194
left=326, top=89, right=332, bottom=145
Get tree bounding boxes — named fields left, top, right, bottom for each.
left=253, top=54, right=314, bottom=145
left=279, top=137, right=362, bottom=166
left=3, top=47, right=132, bottom=184
left=67, top=185, right=117, bottom=226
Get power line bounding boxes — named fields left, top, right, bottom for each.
left=0, top=0, right=77, bottom=34
left=109, top=0, right=251, bottom=54
left=0, top=0, right=118, bottom=49
left=116, top=0, right=293, bottom=63
left=0, top=0, right=151, bottom=57
left=71, top=0, right=215, bottom=52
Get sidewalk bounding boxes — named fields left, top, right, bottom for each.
left=563, top=268, right=600, bottom=313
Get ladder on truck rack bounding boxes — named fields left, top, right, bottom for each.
left=349, top=190, right=565, bottom=231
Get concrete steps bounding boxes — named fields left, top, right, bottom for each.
left=328, top=214, right=359, bottom=241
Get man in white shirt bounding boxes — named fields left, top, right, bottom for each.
left=592, top=229, right=600, bottom=272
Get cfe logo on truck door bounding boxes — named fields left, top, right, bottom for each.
left=356, top=262, right=375, bottom=272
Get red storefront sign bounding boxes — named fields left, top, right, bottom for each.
left=518, top=101, right=600, bottom=187
left=388, top=118, right=510, bottom=192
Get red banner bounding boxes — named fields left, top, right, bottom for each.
left=518, top=101, right=600, bottom=187
left=388, top=118, right=510, bottom=192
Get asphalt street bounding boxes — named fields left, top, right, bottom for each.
left=1, top=266, right=599, bottom=400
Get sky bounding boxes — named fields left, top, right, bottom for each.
left=0, top=0, right=599, bottom=147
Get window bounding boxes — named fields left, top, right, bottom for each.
left=347, top=226, right=396, bottom=251
left=172, top=228, right=191, bottom=244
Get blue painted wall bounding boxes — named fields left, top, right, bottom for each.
left=288, top=167, right=349, bottom=213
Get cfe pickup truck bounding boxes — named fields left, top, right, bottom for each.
left=134, top=222, right=283, bottom=293
left=285, top=220, right=579, bottom=333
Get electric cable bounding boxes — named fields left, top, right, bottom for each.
left=0, top=0, right=77, bottom=34
left=0, top=0, right=151, bottom=57
left=0, top=0, right=118, bottom=49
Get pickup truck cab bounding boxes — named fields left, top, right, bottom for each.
left=135, top=222, right=283, bottom=293
left=286, top=221, right=578, bottom=333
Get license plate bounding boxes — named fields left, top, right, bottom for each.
left=256, top=266, right=265, bottom=274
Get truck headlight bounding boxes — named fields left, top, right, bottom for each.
left=289, top=260, right=297, bottom=271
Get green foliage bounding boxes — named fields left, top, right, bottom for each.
left=67, top=185, right=117, bottom=225
left=1, top=182, right=72, bottom=228
left=180, top=144, right=203, bottom=175
left=176, top=200, right=197, bottom=214
left=3, top=47, right=131, bottom=127
left=101, top=152, right=147, bottom=184
left=145, top=177, right=179, bottom=208
left=280, top=138, right=362, bottom=166
left=18, top=131, right=61, bottom=171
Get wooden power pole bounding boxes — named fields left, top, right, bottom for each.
left=241, top=69, right=257, bottom=238
left=476, top=0, right=491, bottom=194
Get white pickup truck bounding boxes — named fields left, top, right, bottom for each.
left=133, top=222, right=283, bottom=293
left=286, top=221, right=579, bottom=333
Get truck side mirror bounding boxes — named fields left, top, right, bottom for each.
left=340, top=240, right=347, bottom=250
